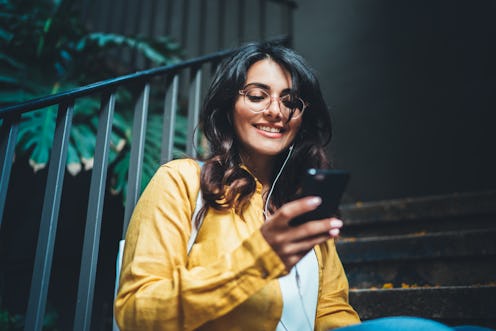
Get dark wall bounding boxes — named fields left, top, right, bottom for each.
left=294, top=0, right=496, bottom=202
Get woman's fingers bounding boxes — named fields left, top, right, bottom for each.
left=290, top=217, right=343, bottom=241
left=272, top=196, right=323, bottom=223
left=280, top=218, right=343, bottom=254
left=261, top=195, right=345, bottom=270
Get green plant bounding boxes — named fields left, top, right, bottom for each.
left=0, top=305, right=57, bottom=331
left=0, top=0, right=189, bottom=198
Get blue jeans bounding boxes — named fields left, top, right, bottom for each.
left=335, top=316, right=495, bottom=331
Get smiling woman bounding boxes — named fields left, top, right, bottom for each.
left=114, top=42, right=357, bottom=331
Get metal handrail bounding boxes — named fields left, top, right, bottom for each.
left=0, top=48, right=233, bottom=117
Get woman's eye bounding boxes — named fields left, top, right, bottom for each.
left=246, top=92, right=267, bottom=102
left=281, top=96, right=294, bottom=108
left=247, top=95, right=263, bottom=102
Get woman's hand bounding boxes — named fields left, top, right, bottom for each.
left=260, top=196, right=343, bottom=271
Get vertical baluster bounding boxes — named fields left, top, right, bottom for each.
left=122, top=83, right=150, bottom=237
left=73, top=93, right=116, bottom=331
left=259, top=0, right=267, bottom=41
left=161, top=74, right=179, bottom=164
left=186, top=66, right=203, bottom=158
left=24, top=103, right=74, bottom=331
left=0, top=115, right=19, bottom=228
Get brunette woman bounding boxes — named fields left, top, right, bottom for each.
left=115, top=41, right=360, bottom=331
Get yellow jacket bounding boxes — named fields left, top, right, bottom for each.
left=115, top=159, right=360, bottom=331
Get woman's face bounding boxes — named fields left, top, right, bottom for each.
left=233, top=59, right=302, bottom=160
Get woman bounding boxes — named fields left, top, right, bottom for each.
left=115, top=41, right=361, bottom=330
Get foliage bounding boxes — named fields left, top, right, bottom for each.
left=109, top=89, right=191, bottom=197
left=0, top=305, right=58, bottom=331
left=0, top=0, right=189, bottom=198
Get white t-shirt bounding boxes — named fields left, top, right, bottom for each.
left=276, top=249, right=319, bottom=331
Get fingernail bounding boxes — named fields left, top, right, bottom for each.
left=330, top=219, right=343, bottom=228
left=330, top=228, right=340, bottom=237
left=308, top=197, right=322, bottom=206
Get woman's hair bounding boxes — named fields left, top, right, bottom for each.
left=198, top=41, right=332, bottom=218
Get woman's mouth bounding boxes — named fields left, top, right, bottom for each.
left=255, top=125, right=283, bottom=133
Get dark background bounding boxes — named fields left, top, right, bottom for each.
left=294, top=0, right=496, bottom=202
left=2, top=1, right=495, bottom=329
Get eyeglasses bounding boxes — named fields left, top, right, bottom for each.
left=238, top=87, right=308, bottom=119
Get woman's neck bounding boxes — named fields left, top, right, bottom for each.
left=240, top=152, right=274, bottom=188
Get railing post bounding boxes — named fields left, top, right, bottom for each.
left=122, top=83, right=150, bottom=238
left=25, top=102, right=74, bottom=331
left=186, top=66, right=203, bottom=158
left=161, top=74, right=180, bottom=164
left=0, top=115, right=19, bottom=228
left=73, top=93, right=116, bottom=331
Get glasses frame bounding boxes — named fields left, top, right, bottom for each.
left=238, top=88, right=309, bottom=120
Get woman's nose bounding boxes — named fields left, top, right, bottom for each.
left=264, top=96, right=283, bottom=118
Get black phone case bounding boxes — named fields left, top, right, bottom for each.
left=289, top=169, right=350, bottom=226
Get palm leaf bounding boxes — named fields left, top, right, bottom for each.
left=16, top=107, right=57, bottom=172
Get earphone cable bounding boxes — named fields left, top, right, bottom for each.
left=264, top=144, right=294, bottom=219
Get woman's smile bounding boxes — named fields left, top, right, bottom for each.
left=255, top=124, right=283, bottom=134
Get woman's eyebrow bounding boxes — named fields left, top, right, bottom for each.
left=243, top=82, right=269, bottom=90
left=242, top=82, right=293, bottom=94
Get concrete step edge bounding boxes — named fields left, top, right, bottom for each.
left=337, top=228, right=496, bottom=263
left=341, top=190, right=496, bottom=225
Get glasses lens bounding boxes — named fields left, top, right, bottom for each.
left=243, top=87, right=270, bottom=112
left=280, top=95, right=304, bottom=118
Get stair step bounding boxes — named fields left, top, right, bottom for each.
left=337, top=229, right=496, bottom=263
left=349, top=285, right=496, bottom=328
left=340, top=191, right=496, bottom=237
left=345, top=258, right=496, bottom=288
left=342, top=190, right=496, bottom=224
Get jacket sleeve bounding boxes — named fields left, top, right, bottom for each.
left=315, top=239, right=361, bottom=331
left=114, top=159, right=287, bottom=331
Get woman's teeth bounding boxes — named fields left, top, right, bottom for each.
left=257, top=125, right=281, bottom=133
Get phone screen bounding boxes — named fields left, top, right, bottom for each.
left=289, top=169, right=350, bottom=226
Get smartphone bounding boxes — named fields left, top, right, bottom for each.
left=289, top=169, right=350, bottom=226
